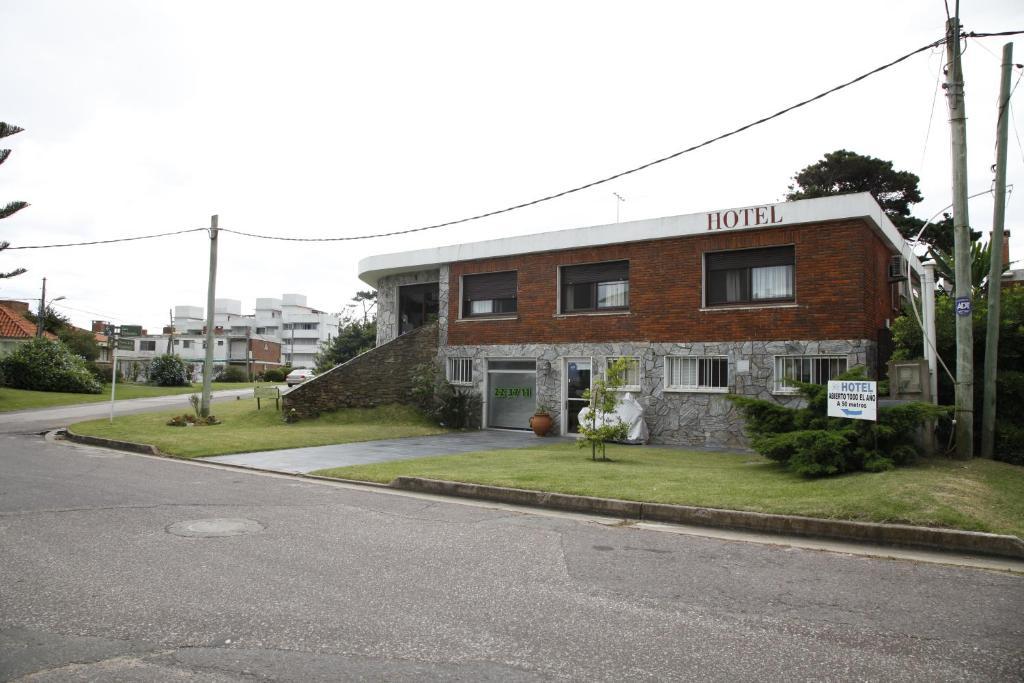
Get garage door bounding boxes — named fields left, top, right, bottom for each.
left=487, top=359, right=537, bottom=430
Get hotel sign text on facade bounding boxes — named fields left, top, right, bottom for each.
left=707, top=205, right=783, bottom=231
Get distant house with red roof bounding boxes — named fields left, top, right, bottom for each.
left=0, top=300, right=57, bottom=355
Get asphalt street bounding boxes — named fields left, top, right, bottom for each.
left=0, top=389, right=255, bottom=436
left=1, top=432, right=1022, bottom=681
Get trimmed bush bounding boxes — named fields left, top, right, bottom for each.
left=729, top=367, right=948, bottom=477
left=147, top=354, right=190, bottom=387
left=216, top=365, right=248, bottom=382
left=262, top=367, right=290, bottom=382
left=0, top=338, right=102, bottom=393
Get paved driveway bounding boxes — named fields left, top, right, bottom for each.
left=206, top=429, right=551, bottom=473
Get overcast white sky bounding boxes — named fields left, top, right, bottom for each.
left=2, top=1, right=1022, bottom=332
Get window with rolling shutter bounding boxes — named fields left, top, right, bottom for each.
left=560, top=260, right=629, bottom=313
left=461, top=271, right=517, bottom=317
left=705, top=246, right=794, bottom=306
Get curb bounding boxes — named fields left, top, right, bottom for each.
left=63, top=428, right=165, bottom=457
left=391, top=477, right=1024, bottom=561
left=61, top=428, right=394, bottom=489
left=61, top=430, right=1024, bottom=561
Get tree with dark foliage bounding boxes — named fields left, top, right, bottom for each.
left=0, top=122, right=27, bottom=280
left=785, top=149, right=979, bottom=249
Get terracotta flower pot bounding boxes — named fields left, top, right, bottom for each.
left=529, top=412, right=553, bottom=437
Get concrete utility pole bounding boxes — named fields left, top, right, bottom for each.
left=35, top=277, right=47, bottom=338
left=200, top=215, right=218, bottom=417
left=981, top=42, right=1014, bottom=459
left=166, top=308, right=174, bottom=354
left=945, top=15, right=974, bottom=459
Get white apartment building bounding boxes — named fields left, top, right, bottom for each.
left=253, top=293, right=340, bottom=370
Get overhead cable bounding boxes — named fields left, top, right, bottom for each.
left=216, top=35, right=948, bottom=242
left=8, top=227, right=208, bottom=250
left=11, top=32, right=966, bottom=249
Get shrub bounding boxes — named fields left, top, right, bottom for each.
left=86, top=361, right=113, bottom=384
left=409, top=362, right=481, bottom=429
left=216, top=365, right=248, bottom=382
left=0, top=338, right=102, bottom=393
left=728, top=367, right=949, bottom=477
left=892, top=287, right=1024, bottom=465
left=262, top=367, right=290, bottom=382
left=147, top=354, right=190, bottom=387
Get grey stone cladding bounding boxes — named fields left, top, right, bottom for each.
left=375, top=269, right=441, bottom=346
left=441, top=339, right=875, bottom=448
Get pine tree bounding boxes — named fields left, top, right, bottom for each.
left=1, top=122, right=28, bottom=280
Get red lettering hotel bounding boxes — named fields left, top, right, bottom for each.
left=358, top=192, right=930, bottom=447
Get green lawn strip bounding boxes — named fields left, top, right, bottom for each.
left=0, top=383, right=275, bottom=412
left=312, top=442, right=1024, bottom=538
left=70, top=401, right=447, bottom=459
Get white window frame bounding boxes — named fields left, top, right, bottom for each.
left=447, top=357, right=473, bottom=386
left=664, top=356, right=729, bottom=393
left=605, top=356, right=641, bottom=392
left=773, top=355, right=848, bottom=394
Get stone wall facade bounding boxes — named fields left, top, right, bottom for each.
left=441, top=338, right=874, bottom=448
left=375, top=269, right=440, bottom=346
left=284, top=323, right=438, bottom=419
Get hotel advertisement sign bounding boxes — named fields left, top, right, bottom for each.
left=827, top=380, right=877, bottom=421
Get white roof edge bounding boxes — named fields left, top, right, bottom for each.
left=358, top=193, right=923, bottom=288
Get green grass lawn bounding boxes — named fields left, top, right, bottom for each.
left=0, top=383, right=270, bottom=412
left=313, top=442, right=1024, bottom=538
left=70, top=401, right=447, bottom=459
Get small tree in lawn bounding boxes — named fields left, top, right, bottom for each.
left=578, top=357, right=631, bottom=461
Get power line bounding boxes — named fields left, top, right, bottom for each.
left=216, top=35, right=948, bottom=243
left=964, top=30, right=1024, bottom=38
left=7, top=227, right=207, bottom=250
left=12, top=31, right=995, bottom=250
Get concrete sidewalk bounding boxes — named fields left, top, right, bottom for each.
left=205, top=429, right=552, bottom=473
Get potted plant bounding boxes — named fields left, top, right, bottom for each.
left=529, top=401, right=554, bottom=437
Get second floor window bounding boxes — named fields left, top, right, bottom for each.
left=462, top=271, right=517, bottom=317
left=561, top=260, right=629, bottom=313
left=705, top=246, right=794, bottom=306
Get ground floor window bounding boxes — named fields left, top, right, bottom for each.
left=447, top=357, right=473, bottom=385
left=605, top=356, right=640, bottom=391
left=774, top=355, right=847, bottom=393
left=665, top=356, right=728, bottom=392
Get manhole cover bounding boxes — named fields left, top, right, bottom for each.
left=167, top=518, right=265, bottom=538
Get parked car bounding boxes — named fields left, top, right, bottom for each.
left=285, top=368, right=315, bottom=387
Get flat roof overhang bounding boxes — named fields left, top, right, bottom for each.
left=357, top=192, right=925, bottom=288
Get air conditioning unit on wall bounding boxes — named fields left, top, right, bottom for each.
left=888, top=255, right=908, bottom=281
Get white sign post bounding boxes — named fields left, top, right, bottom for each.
left=827, top=380, right=877, bottom=421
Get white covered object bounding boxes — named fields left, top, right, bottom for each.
left=577, top=392, right=649, bottom=444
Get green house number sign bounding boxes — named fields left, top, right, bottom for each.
left=494, top=387, right=532, bottom=399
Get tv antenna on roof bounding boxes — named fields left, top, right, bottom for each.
left=613, top=192, right=626, bottom=223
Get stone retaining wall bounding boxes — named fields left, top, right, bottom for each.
left=284, top=323, right=438, bottom=419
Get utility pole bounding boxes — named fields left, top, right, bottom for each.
left=36, top=277, right=46, bottom=337
left=166, top=308, right=175, bottom=354
left=981, top=42, right=1014, bottom=459
left=200, top=215, right=218, bottom=417
left=944, top=14, right=974, bottom=459
left=246, top=325, right=253, bottom=382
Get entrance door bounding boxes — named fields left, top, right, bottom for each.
left=398, top=283, right=439, bottom=335
left=486, top=359, right=537, bottom=430
left=564, top=358, right=592, bottom=434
